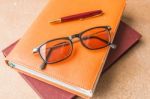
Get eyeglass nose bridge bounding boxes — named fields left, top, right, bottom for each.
left=69, top=34, right=80, bottom=40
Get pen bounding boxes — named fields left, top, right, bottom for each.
left=49, top=10, right=104, bottom=24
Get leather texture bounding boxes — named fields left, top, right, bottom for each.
left=5, top=0, right=126, bottom=97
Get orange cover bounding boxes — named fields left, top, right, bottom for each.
left=6, top=0, right=125, bottom=98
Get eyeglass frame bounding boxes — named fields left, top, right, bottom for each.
left=33, top=26, right=116, bottom=69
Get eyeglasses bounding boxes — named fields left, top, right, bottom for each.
left=33, top=26, right=116, bottom=70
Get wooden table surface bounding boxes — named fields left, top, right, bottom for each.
left=0, top=0, right=150, bottom=99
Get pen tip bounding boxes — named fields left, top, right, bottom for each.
left=49, top=19, right=61, bottom=24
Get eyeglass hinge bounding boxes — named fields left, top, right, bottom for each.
left=7, top=61, right=15, bottom=68
left=33, top=48, right=38, bottom=53
left=107, top=26, right=111, bottom=30
left=110, top=43, right=117, bottom=49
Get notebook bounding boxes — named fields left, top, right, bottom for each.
left=5, top=0, right=125, bottom=98
left=2, top=21, right=141, bottom=99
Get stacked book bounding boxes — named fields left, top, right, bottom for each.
left=2, top=0, right=141, bottom=98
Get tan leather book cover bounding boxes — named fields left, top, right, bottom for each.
left=6, top=0, right=125, bottom=98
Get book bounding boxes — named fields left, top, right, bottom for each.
left=3, top=40, right=76, bottom=99
left=2, top=21, right=141, bottom=99
left=5, top=0, right=125, bottom=98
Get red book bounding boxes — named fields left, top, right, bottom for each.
left=2, top=21, right=141, bottom=99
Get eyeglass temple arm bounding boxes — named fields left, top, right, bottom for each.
left=40, top=48, right=53, bottom=70
left=39, top=42, right=68, bottom=70
left=40, top=62, right=47, bottom=70
left=81, top=36, right=116, bottom=49
left=90, top=30, right=116, bottom=48
left=33, top=29, right=114, bottom=53
left=51, top=37, right=115, bottom=49
left=81, top=30, right=116, bottom=49
left=33, top=36, right=116, bottom=55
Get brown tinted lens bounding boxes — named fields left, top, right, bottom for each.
left=81, top=27, right=110, bottom=49
left=39, top=39, right=72, bottom=63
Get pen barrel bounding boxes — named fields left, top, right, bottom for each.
left=61, top=10, right=102, bottom=22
